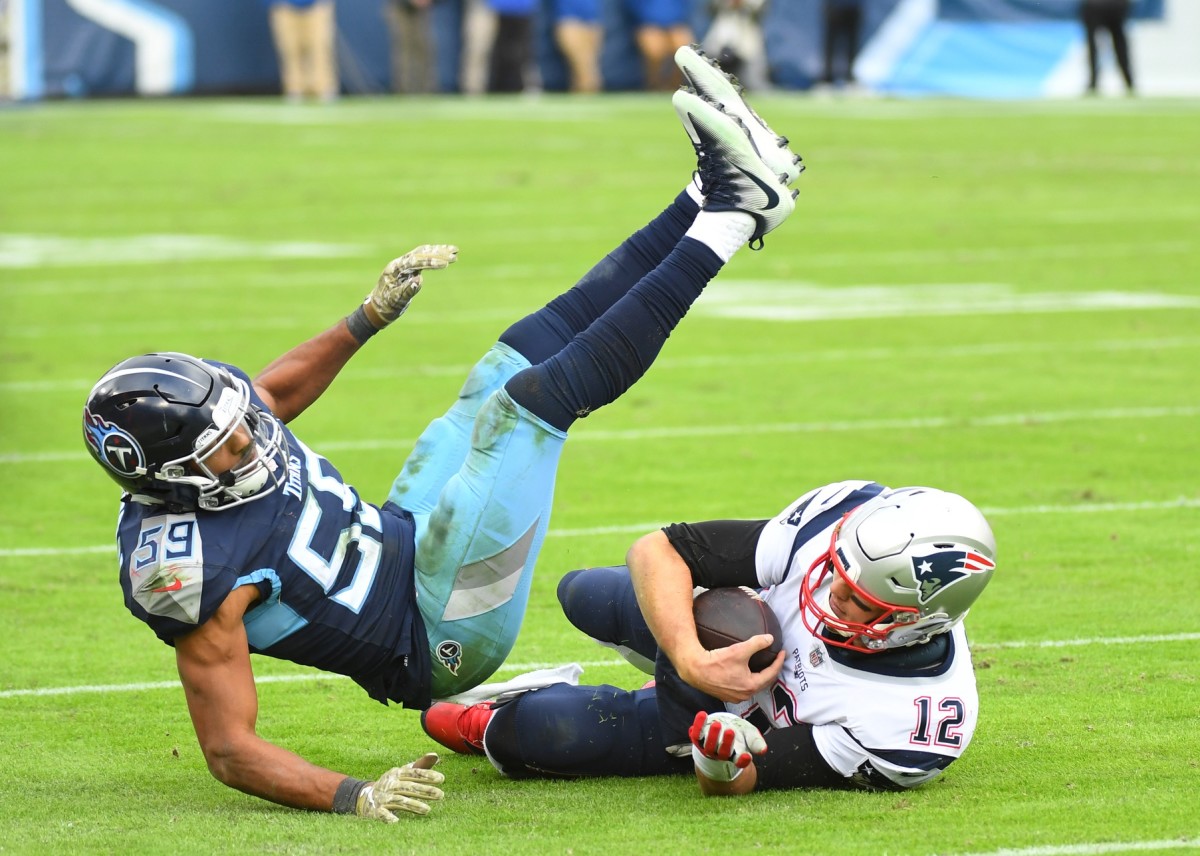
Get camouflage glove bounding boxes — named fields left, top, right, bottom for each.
left=368, top=244, right=459, bottom=325
left=355, top=754, right=445, bottom=822
left=688, top=711, right=766, bottom=782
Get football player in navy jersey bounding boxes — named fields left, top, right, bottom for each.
left=421, top=481, right=998, bottom=795
left=80, top=52, right=804, bottom=822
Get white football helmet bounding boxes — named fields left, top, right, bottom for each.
left=801, top=487, right=996, bottom=652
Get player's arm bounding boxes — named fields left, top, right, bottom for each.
left=252, top=245, right=458, bottom=422
left=626, top=522, right=783, bottom=702
left=174, top=586, right=444, bottom=820
left=175, top=586, right=343, bottom=810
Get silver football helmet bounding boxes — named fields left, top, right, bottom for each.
left=800, top=487, right=997, bottom=652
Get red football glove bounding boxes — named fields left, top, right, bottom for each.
left=688, top=711, right=767, bottom=781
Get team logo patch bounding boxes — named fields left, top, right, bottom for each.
left=83, top=408, right=145, bottom=477
left=436, top=640, right=463, bottom=676
left=911, top=550, right=995, bottom=604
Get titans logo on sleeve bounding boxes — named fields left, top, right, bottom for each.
left=911, top=550, right=995, bottom=605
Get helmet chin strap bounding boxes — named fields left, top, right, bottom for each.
left=877, top=613, right=956, bottom=649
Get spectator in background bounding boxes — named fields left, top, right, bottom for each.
left=460, top=0, right=497, bottom=95
left=489, top=0, right=538, bottom=93
left=267, top=0, right=339, bottom=102
left=386, top=0, right=437, bottom=94
left=626, top=0, right=694, bottom=91
left=1080, top=0, right=1135, bottom=95
left=701, top=0, right=769, bottom=92
left=820, top=0, right=861, bottom=89
left=554, top=0, right=604, bottom=93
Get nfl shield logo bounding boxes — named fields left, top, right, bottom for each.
left=809, top=646, right=825, bottom=668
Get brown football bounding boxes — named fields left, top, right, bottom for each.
left=693, top=587, right=784, bottom=672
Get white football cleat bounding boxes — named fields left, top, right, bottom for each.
left=673, top=88, right=795, bottom=244
left=675, top=44, right=803, bottom=186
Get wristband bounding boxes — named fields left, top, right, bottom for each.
left=332, top=776, right=369, bottom=814
left=345, top=302, right=379, bottom=345
left=691, top=744, right=744, bottom=782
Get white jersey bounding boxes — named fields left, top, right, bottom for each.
left=727, top=480, right=980, bottom=789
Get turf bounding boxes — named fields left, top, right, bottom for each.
left=1, top=93, right=1198, bottom=855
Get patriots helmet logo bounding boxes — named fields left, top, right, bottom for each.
left=436, top=640, right=463, bottom=676
left=912, top=550, right=996, bottom=605
left=83, top=408, right=145, bottom=477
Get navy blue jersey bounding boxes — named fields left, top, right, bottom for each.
left=115, top=363, right=431, bottom=708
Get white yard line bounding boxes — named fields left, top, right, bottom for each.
left=5, top=336, right=1199, bottom=394
left=4, top=404, right=1199, bottom=466
left=3, top=634, right=1198, bottom=700
left=0, top=234, right=365, bottom=268
left=2, top=496, right=1198, bottom=561
left=951, top=839, right=1200, bottom=856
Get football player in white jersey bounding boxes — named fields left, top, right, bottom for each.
left=421, top=481, right=997, bottom=793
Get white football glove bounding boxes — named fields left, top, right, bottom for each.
left=368, top=244, right=459, bottom=325
left=355, top=754, right=446, bottom=822
left=688, top=711, right=767, bottom=782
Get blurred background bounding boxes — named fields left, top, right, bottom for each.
left=3, top=0, right=1198, bottom=103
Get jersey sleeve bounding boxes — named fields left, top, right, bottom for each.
left=752, top=723, right=854, bottom=791
left=754, top=481, right=887, bottom=587
left=662, top=519, right=769, bottom=588
left=120, top=510, right=246, bottom=644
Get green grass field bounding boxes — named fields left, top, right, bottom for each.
left=1, top=93, right=1198, bottom=855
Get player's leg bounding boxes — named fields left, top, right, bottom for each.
left=413, top=387, right=567, bottom=695
left=422, top=678, right=719, bottom=777
left=557, top=566, right=658, bottom=673
left=496, top=185, right=703, bottom=367
left=416, top=91, right=796, bottom=697
left=386, top=176, right=701, bottom=516
left=391, top=49, right=801, bottom=514
left=482, top=685, right=692, bottom=777
left=390, top=175, right=701, bottom=516
left=502, top=89, right=796, bottom=432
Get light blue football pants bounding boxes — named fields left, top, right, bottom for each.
left=387, top=342, right=567, bottom=698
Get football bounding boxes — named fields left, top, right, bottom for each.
left=692, top=587, right=784, bottom=672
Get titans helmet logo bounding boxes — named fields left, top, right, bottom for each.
left=83, top=408, right=145, bottom=476
left=436, top=640, right=463, bottom=676
left=911, top=550, right=995, bottom=604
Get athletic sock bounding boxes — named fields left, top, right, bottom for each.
left=683, top=210, right=755, bottom=263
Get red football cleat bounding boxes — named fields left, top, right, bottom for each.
left=420, top=701, right=497, bottom=756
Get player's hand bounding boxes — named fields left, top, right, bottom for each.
left=355, top=753, right=445, bottom=822
left=678, top=637, right=784, bottom=703
left=688, top=711, right=767, bottom=782
left=368, top=244, right=459, bottom=325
